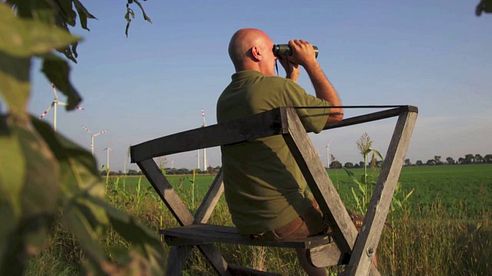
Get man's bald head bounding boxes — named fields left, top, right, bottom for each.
left=228, top=28, right=275, bottom=74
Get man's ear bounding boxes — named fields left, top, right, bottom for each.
left=250, top=46, right=262, bottom=61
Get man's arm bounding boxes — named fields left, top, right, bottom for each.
left=288, top=40, right=344, bottom=125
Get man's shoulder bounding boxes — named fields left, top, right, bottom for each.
left=258, top=76, right=305, bottom=95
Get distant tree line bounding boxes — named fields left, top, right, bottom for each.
left=101, top=153, right=492, bottom=175
left=328, top=153, right=492, bottom=169
left=102, top=166, right=223, bottom=176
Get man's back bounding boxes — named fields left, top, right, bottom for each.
left=217, top=70, right=330, bottom=234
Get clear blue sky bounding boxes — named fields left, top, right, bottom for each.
left=28, top=1, right=492, bottom=171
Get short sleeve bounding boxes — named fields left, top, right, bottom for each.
left=282, top=80, right=331, bottom=133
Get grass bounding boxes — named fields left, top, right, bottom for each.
left=26, top=165, right=492, bottom=275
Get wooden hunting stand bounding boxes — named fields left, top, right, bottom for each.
left=130, top=105, right=418, bottom=276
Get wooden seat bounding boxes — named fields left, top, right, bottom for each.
left=161, top=224, right=334, bottom=248
left=130, top=106, right=418, bottom=275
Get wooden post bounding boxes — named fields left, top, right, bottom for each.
left=346, top=111, right=417, bottom=276
left=166, top=246, right=192, bottom=275
left=283, top=108, right=358, bottom=254
left=283, top=108, right=381, bottom=275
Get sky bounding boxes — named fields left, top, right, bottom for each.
left=27, top=1, right=492, bottom=171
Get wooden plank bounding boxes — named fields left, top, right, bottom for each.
left=131, top=108, right=285, bottom=162
left=137, top=159, right=231, bottom=275
left=165, top=246, right=192, bottom=276
left=323, top=106, right=417, bottom=131
left=346, top=111, right=417, bottom=276
left=130, top=106, right=418, bottom=163
left=196, top=245, right=232, bottom=276
left=283, top=108, right=358, bottom=253
left=194, top=169, right=224, bottom=223
left=162, top=224, right=333, bottom=249
left=227, top=264, right=282, bottom=276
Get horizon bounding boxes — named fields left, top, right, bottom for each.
left=26, top=1, right=492, bottom=171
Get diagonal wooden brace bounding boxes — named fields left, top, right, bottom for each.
left=345, top=111, right=417, bottom=276
left=283, top=108, right=381, bottom=275
left=137, top=159, right=230, bottom=275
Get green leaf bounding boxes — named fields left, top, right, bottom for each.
left=0, top=4, right=80, bottom=57
left=0, top=114, right=60, bottom=274
left=62, top=200, right=107, bottom=262
left=73, top=0, right=96, bottom=31
left=133, top=0, right=152, bottom=23
left=41, top=53, right=82, bottom=110
left=31, top=117, right=164, bottom=273
left=31, top=117, right=101, bottom=196
left=7, top=0, right=56, bottom=24
left=0, top=52, right=31, bottom=116
left=0, top=117, right=25, bottom=267
left=55, top=0, right=77, bottom=27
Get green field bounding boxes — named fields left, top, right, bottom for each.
left=29, top=164, right=492, bottom=275
left=117, top=164, right=492, bottom=218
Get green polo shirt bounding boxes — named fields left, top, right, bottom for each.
left=216, top=70, right=330, bottom=234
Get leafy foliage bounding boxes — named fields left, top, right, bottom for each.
left=125, top=0, right=152, bottom=37
left=0, top=2, right=163, bottom=274
left=347, top=133, right=413, bottom=215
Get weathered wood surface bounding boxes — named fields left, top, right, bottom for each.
left=346, top=111, right=418, bottom=276
left=131, top=106, right=417, bottom=162
left=323, top=106, right=417, bottom=130
left=283, top=108, right=358, bottom=253
left=194, top=170, right=224, bottom=224
left=162, top=224, right=334, bottom=249
left=227, top=264, right=282, bottom=276
left=284, top=108, right=381, bottom=274
left=131, top=108, right=286, bottom=162
left=165, top=246, right=192, bottom=276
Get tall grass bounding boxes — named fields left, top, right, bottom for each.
left=26, top=174, right=491, bottom=275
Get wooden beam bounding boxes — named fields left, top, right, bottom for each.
left=346, top=111, right=417, bottom=276
left=323, top=106, right=417, bottom=131
left=131, top=108, right=286, bottom=162
left=194, top=169, right=224, bottom=224
left=283, top=108, right=381, bottom=274
left=283, top=108, right=358, bottom=253
left=165, top=246, right=192, bottom=276
left=227, top=264, right=282, bottom=276
left=163, top=224, right=334, bottom=249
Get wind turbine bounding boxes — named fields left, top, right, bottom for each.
left=326, top=144, right=331, bottom=169
left=201, top=109, right=208, bottom=171
left=103, top=146, right=112, bottom=172
left=123, top=146, right=130, bottom=175
left=83, top=126, right=108, bottom=155
left=40, top=83, right=83, bottom=131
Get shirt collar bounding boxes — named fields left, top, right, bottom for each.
left=231, top=70, right=263, bottom=80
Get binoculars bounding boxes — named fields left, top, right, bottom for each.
left=273, top=44, right=319, bottom=58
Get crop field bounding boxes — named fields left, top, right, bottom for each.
left=28, top=164, right=492, bottom=275
left=118, top=164, right=492, bottom=218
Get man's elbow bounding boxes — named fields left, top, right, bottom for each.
left=326, top=113, right=344, bottom=125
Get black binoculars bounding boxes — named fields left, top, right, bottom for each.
left=272, top=44, right=319, bottom=58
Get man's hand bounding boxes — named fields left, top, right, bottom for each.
left=287, top=39, right=344, bottom=125
left=289, top=39, right=318, bottom=68
left=278, top=56, right=300, bottom=81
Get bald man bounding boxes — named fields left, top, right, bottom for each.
left=217, top=28, right=343, bottom=275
